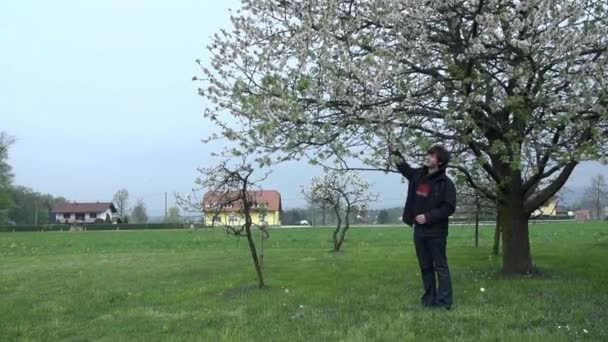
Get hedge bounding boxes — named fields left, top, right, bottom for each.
left=0, top=223, right=193, bottom=232
left=530, top=215, right=575, bottom=221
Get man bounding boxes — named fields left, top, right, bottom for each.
left=391, top=145, right=456, bottom=310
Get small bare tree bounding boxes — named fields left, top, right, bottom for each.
left=177, top=157, right=269, bottom=288
left=457, top=185, right=497, bottom=248
left=130, top=199, right=148, bottom=224
left=585, top=174, right=608, bottom=219
left=302, top=170, right=377, bottom=252
left=164, top=206, right=182, bottom=224
left=113, top=189, right=129, bottom=220
left=453, top=166, right=499, bottom=253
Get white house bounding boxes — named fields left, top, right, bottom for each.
left=52, top=202, right=119, bottom=224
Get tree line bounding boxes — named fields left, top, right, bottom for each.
left=1, top=133, right=66, bottom=225
left=0, top=132, right=182, bottom=226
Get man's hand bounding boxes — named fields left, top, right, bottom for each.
left=415, top=214, right=427, bottom=225
left=388, top=143, right=402, bottom=159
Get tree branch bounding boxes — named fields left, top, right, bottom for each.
left=524, top=161, right=578, bottom=214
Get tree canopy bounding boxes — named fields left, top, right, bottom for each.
left=198, top=0, right=608, bottom=274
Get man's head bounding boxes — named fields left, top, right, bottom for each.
left=423, top=145, right=450, bottom=169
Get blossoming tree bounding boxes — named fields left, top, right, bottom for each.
left=198, top=0, right=608, bottom=274
left=302, top=170, right=377, bottom=252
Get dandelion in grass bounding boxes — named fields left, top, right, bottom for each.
left=480, top=287, right=485, bottom=292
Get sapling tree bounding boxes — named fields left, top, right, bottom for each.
left=302, top=170, right=377, bottom=252
left=177, top=157, right=270, bottom=288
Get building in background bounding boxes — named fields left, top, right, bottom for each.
left=533, top=198, right=558, bottom=217
left=574, top=209, right=592, bottom=220
left=52, top=202, right=118, bottom=223
left=202, top=190, right=281, bottom=227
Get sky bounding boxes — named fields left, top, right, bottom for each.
left=2, top=1, right=607, bottom=216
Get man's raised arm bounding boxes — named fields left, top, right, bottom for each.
left=390, top=147, right=415, bottom=180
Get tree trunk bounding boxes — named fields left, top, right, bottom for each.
left=322, top=204, right=326, bottom=225
left=243, top=213, right=264, bottom=288
left=259, top=228, right=264, bottom=271
left=474, top=213, right=479, bottom=248
left=335, top=206, right=351, bottom=252
left=332, top=206, right=342, bottom=252
left=241, top=191, right=264, bottom=289
left=475, top=194, right=480, bottom=248
left=499, top=197, right=533, bottom=274
left=595, top=188, right=601, bottom=219
left=493, top=210, right=501, bottom=256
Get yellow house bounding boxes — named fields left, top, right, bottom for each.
left=202, top=190, right=282, bottom=227
left=533, top=198, right=558, bottom=217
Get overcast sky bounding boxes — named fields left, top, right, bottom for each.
left=2, top=1, right=607, bottom=216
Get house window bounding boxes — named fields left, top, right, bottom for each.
left=260, top=213, right=267, bottom=224
left=63, top=213, right=71, bottom=219
left=90, top=213, right=97, bottom=219
left=75, top=213, right=85, bottom=221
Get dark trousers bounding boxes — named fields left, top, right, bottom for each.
left=413, top=234, right=453, bottom=307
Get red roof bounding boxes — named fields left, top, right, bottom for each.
left=52, top=202, right=117, bottom=214
left=203, top=190, right=281, bottom=212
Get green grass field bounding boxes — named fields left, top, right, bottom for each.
left=1, top=222, right=607, bottom=341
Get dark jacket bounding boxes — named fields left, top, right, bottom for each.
left=393, top=151, right=456, bottom=237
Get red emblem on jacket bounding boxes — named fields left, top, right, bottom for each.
left=416, top=183, right=432, bottom=197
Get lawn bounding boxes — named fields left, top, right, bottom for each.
left=1, top=222, right=607, bottom=341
